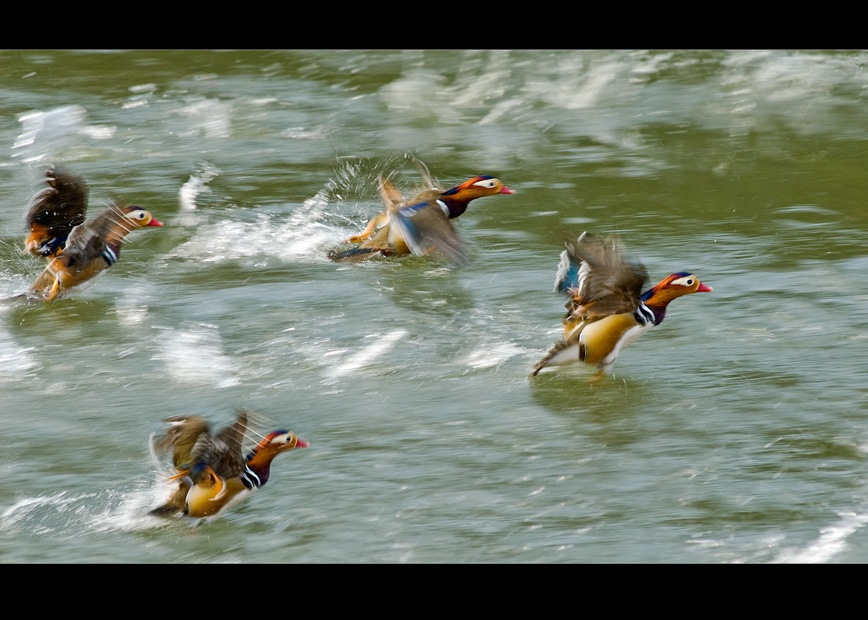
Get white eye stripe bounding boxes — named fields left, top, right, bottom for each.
left=472, top=179, right=497, bottom=188
left=127, top=210, right=150, bottom=221
left=671, top=276, right=696, bottom=287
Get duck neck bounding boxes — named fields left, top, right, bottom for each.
left=89, top=210, right=134, bottom=264
left=435, top=195, right=471, bottom=219
left=637, top=294, right=669, bottom=326
left=243, top=449, right=278, bottom=488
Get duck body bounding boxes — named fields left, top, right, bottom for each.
left=23, top=166, right=163, bottom=301
left=329, top=173, right=515, bottom=265
left=149, top=409, right=309, bottom=520
left=530, top=232, right=712, bottom=378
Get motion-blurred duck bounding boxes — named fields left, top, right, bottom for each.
left=22, top=166, right=163, bottom=301
left=329, top=162, right=514, bottom=265
left=149, top=409, right=309, bottom=520
left=530, top=232, right=712, bottom=379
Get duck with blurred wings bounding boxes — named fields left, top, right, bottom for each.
left=530, top=232, right=712, bottom=379
left=329, top=160, right=514, bottom=265
left=21, top=166, right=163, bottom=301
left=149, top=409, right=309, bottom=520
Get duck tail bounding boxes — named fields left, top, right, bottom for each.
left=327, top=247, right=384, bottom=262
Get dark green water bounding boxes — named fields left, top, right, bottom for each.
left=2, top=49, right=868, bottom=563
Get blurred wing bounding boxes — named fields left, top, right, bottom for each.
left=390, top=202, right=468, bottom=265
left=192, top=410, right=248, bottom=478
left=379, top=176, right=404, bottom=212
left=61, top=204, right=131, bottom=267
left=25, top=166, right=88, bottom=257
left=214, top=409, right=249, bottom=453
left=151, top=415, right=211, bottom=471
left=405, top=153, right=439, bottom=191
left=557, top=232, right=648, bottom=319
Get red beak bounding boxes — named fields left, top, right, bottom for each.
left=148, top=218, right=164, bottom=227
left=697, top=283, right=713, bottom=292
left=500, top=186, right=516, bottom=194
left=296, top=439, right=310, bottom=448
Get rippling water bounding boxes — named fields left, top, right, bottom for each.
left=2, top=49, right=868, bottom=563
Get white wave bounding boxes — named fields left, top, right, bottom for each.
left=151, top=323, right=240, bottom=388
left=179, top=162, right=222, bottom=210
left=776, top=510, right=868, bottom=563
left=176, top=97, right=232, bottom=139
left=462, top=342, right=524, bottom=370
left=112, top=282, right=160, bottom=328
left=12, top=105, right=111, bottom=163
left=0, top=325, right=40, bottom=380
left=322, top=329, right=408, bottom=381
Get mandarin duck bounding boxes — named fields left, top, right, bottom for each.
left=328, top=162, right=515, bottom=264
left=149, top=409, right=309, bottom=520
left=23, top=166, right=163, bottom=301
left=529, top=232, right=712, bottom=379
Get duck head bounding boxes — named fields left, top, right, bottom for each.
left=437, top=176, right=515, bottom=218
left=122, top=205, right=164, bottom=228
left=641, top=272, right=712, bottom=323
left=245, top=430, right=309, bottom=485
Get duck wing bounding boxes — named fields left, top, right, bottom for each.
left=151, top=415, right=211, bottom=471
left=59, top=204, right=136, bottom=267
left=379, top=176, right=405, bottom=211
left=388, top=190, right=468, bottom=265
left=190, top=409, right=249, bottom=479
left=25, top=166, right=88, bottom=257
left=556, top=232, right=648, bottom=319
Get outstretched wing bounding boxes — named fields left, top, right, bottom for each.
left=151, top=415, right=212, bottom=472
left=389, top=194, right=468, bottom=265
left=556, top=232, right=648, bottom=319
left=59, top=204, right=134, bottom=267
left=25, top=166, right=88, bottom=257
left=190, top=409, right=249, bottom=479
left=379, top=176, right=405, bottom=212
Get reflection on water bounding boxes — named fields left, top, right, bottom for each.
left=2, top=50, right=868, bottom=563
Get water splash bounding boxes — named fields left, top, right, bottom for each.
left=168, top=190, right=350, bottom=264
